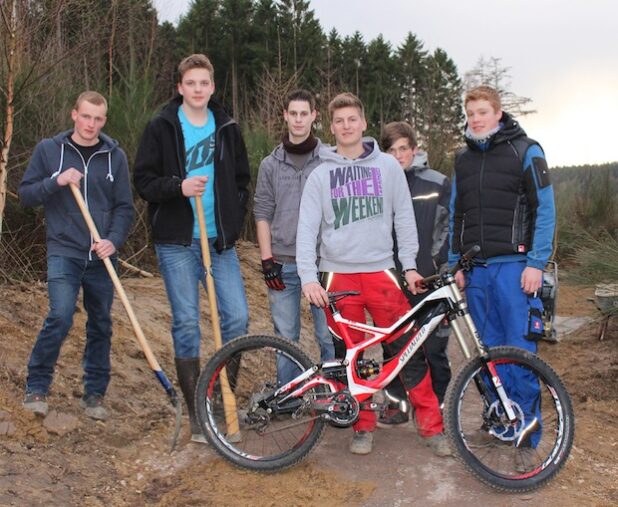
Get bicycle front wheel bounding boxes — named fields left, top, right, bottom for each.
left=444, top=346, right=574, bottom=492
left=195, top=334, right=327, bottom=472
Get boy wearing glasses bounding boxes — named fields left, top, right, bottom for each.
left=379, top=122, right=451, bottom=426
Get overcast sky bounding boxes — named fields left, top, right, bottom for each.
left=153, top=0, right=618, bottom=167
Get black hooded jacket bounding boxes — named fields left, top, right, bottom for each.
left=134, top=96, right=250, bottom=251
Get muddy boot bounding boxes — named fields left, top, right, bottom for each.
left=175, top=357, right=206, bottom=444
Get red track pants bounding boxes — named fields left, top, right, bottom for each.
left=324, top=271, right=443, bottom=436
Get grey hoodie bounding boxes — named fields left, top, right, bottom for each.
left=19, top=130, right=134, bottom=260
left=254, top=140, right=323, bottom=258
left=296, top=138, right=419, bottom=286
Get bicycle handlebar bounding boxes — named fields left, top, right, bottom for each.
left=415, top=245, right=481, bottom=289
left=327, top=290, right=361, bottom=304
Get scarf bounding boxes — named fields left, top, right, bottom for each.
left=282, top=132, right=318, bottom=154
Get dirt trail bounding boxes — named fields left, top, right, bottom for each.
left=0, top=242, right=616, bottom=506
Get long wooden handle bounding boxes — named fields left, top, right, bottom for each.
left=70, top=184, right=182, bottom=451
left=195, top=198, right=240, bottom=436
left=69, top=184, right=162, bottom=371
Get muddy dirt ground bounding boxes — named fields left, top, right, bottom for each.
left=0, top=242, right=616, bottom=506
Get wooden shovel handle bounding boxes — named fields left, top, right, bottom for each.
left=195, top=198, right=240, bottom=436
left=69, top=184, right=161, bottom=371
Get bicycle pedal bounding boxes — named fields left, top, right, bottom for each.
left=359, top=402, right=383, bottom=412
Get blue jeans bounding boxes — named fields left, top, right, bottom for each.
left=465, top=261, right=542, bottom=446
left=268, top=262, right=334, bottom=383
left=26, top=255, right=115, bottom=396
left=155, top=240, right=249, bottom=358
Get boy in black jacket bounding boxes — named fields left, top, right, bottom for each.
left=134, top=54, right=250, bottom=443
left=379, top=122, right=451, bottom=427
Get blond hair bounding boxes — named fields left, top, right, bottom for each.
left=328, top=92, right=365, bottom=120
left=177, top=54, right=215, bottom=82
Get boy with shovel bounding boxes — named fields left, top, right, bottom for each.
left=20, top=91, right=134, bottom=421
left=134, top=54, right=251, bottom=443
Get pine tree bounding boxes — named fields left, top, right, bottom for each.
left=364, top=35, right=398, bottom=134
left=422, top=48, right=464, bottom=172
left=395, top=32, right=429, bottom=134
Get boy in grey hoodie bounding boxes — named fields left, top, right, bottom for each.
left=296, top=93, right=448, bottom=456
left=19, top=91, right=134, bottom=421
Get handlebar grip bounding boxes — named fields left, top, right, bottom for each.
left=449, top=245, right=481, bottom=274
left=462, top=245, right=481, bottom=259
left=416, top=274, right=440, bottom=289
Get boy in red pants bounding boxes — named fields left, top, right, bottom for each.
left=296, top=93, right=450, bottom=456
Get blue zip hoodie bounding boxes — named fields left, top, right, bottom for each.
left=19, top=130, right=134, bottom=260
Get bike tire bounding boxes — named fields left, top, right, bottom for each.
left=444, top=346, right=574, bottom=492
left=195, top=334, right=326, bottom=472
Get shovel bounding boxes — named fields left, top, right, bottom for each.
left=194, top=198, right=241, bottom=441
left=69, top=184, right=182, bottom=451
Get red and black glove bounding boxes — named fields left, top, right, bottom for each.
left=261, top=258, right=285, bottom=290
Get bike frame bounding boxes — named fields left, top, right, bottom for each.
left=275, top=273, right=502, bottom=406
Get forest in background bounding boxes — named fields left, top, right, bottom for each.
left=1, top=0, right=616, bottom=283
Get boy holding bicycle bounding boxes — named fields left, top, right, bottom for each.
left=449, top=86, right=555, bottom=458
left=296, top=93, right=449, bottom=456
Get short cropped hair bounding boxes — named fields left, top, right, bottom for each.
left=380, top=122, right=418, bottom=152
left=285, top=89, right=316, bottom=111
left=74, top=91, right=108, bottom=112
left=465, top=85, right=501, bottom=112
left=177, top=54, right=215, bottom=82
left=328, top=92, right=365, bottom=120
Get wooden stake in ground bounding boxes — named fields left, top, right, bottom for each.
left=194, top=198, right=241, bottom=440
left=69, top=183, right=182, bottom=450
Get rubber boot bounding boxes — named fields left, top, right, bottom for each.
left=174, top=357, right=205, bottom=443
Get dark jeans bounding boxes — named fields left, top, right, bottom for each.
left=26, top=255, right=115, bottom=397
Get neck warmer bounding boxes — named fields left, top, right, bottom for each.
left=465, top=123, right=503, bottom=145
left=282, top=132, right=318, bottom=154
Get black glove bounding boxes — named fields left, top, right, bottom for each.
left=261, top=258, right=285, bottom=290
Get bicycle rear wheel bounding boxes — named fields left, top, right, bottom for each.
left=195, top=334, right=327, bottom=472
left=444, top=346, right=574, bottom=492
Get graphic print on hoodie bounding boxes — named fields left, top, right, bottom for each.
left=296, top=138, right=419, bottom=286
left=330, top=165, right=384, bottom=229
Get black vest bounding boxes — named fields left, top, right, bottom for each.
left=453, top=115, right=536, bottom=260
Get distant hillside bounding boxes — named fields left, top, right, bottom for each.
left=552, top=161, right=618, bottom=185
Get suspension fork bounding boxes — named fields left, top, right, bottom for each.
left=447, top=279, right=518, bottom=422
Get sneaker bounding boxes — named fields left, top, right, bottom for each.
left=80, top=394, right=108, bottom=421
left=23, top=392, right=48, bottom=417
left=466, top=427, right=510, bottom=449
left=424, top=433, right=452, bottom=457
left=349, top=431, right=374, bottom=455
left=514, top=447, right=537, bottom=473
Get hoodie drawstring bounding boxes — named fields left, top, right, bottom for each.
left=106, top=152, right=114, bottom=182
left=51, top=144, right=65, bottom=179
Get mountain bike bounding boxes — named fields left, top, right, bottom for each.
left=195, top=246, right=574, bottom=492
